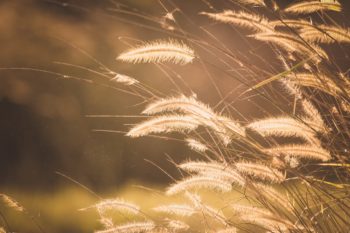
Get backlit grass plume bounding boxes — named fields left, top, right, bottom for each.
left=300, top=24, right=350, bottom=44
left=126, top=115, right=199, bottom=138
left=110, top=73, right=139, bottom=86
left=95, top=221, right=155, bottom=233
left=117, top=39, right=195, bottom=65
left=264, top=144, right=331, bottom=162
left=166, top=176, right=232, bottom=195
left=52, top=0, right=350, bottom=232
left=284, top=0, right=342, bottom=14
left=200, top=11, right=272, bottom=32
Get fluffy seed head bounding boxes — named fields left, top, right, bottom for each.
left=201, top=11, right=272, bottom=32
left=166, top=176, right=232, bottom=195
left=185, top=138, right=208, bottom=152
left=284, top=1, right=342, bottom=14
left=126, top=115, right=199, bottom=138
left=153, top=204, right=196, bottom=217
left=110, top=74, right=139, bottom=86
left=82, top=198, right=140, bottom=215
left=95, top=221, right=155, bottom=233
left=0, top=194, right=24, bottom=212
left=235, top=161, right=285, bottom=183
left=179, top=161, right=246, bottom=186
left=117, top=39, right=195, bottom=65
left=264, top=144, right=331, bottom=162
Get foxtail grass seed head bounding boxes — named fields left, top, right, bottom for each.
left=117, top=39, right=195, bottom=65
left=153, top=204, right=196, bottom=217
left=185, top=138, right=208, bottom=152
left=201, top=11, right=272, bottom=32
left=110, top=74, right=139, bottom=86
left=235, top=161, right=285, bottom=183
left=166, top=220, right=189, bottom=231
left=126, top=115, right=199, bottom=138
left=284, top=1, right=342, bottom=14
left=95, top=221, right=155, bottom=233
left=0, top=194, right=24, bottom=212
left=166, top=176, right=232, bottom=195
left=83, top=199, right=140, bottom=215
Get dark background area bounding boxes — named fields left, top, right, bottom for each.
left=1, top=0, right=350, bottom=193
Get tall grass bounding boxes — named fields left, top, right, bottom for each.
left=2, top=0, right=350, bottom=232
left=80, top=0, right=350, bottom=232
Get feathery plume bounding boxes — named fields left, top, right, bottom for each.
left=110, top=74, right=139, bottom=86
left=166, top=176, right=232, bottom=195
left=247, top=117, right=316, bottom=143
left=235, top=161, right=285, bottom=183
left=217, top=228, right=237, bottom=233
left=270, top=19, right=314, bottom=29
left=231, top=204, right=273, bottom=217
left=201, top=11, right=272, bottom=32
left=264, top=144, right=331, bottom=161
left=251, top=32, right=328, bottom=61
left=236, top=0, right=266, bottom=7
left=117, top=39, right=195, bottom=65
left=179, top=161, right=246, bottom=186
left=126, top=115, right=199, bottom=138
left=217, top=116, right=246, bottom=138
left=166, top=220, right=189, bottom=231
left=284, top=1, right=341, bottom=14
left=279, top=78, right=303, bottom=99
left=0, top=194, right=24, bottom=212
left=82, top=199, right=140, bottom=215
left=300, top=24, right=350, bottom=44
left=285, top=155, right=300, bottom=168
left=286, top=73, right=342, bottom=97
left=142, top=95, right=215, bottom=119
left=185, top=138, right=208, bottom=152
left=341, top=101, right=350, bottom=113
left=142, top=95, right=245, bottom=144
left=153, top=204, right=196, bottom=217
left=99, top=218, right=114, bottom=229
left=301, top=99, right=328, bottom=133
left=95, top=221, right=155, bottom=233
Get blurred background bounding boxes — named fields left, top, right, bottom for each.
left=1, top=0, right=350, bottom=232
